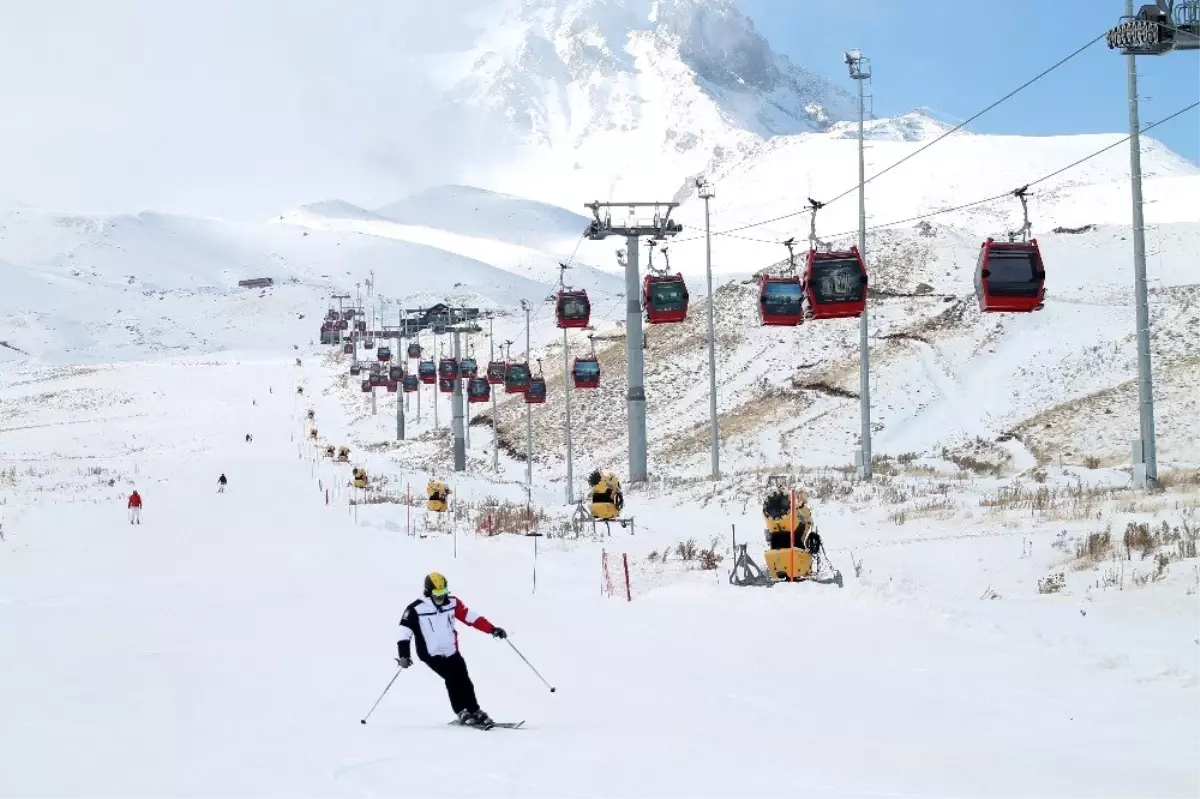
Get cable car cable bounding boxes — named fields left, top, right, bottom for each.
left=815, top=99, right=1199, bottom=241
left=672, top=29, right=1111, bottom=243
left=725, top=100, right=1199, bottom=278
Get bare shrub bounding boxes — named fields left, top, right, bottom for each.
left=1075, top=526, right=1113, bottom=564
left=1083, top=455, right=1102, bottom=469
left=1038, top=572, right=1066, bottom=594
left=475, top=500, right=549, bottom=535
left=676, top=538, right=699, bottom=562
left=696, top=539, right=725, bottom=570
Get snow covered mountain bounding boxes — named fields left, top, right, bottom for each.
left=440, top=0, right=856, bottom=207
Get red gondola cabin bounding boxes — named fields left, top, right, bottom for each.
left=525, top=377, right=547, bottom=404
left=467, top=377, right=490, bottom=403
left=504, top=362, right=531, bottom=393
left=418, top=360, right=437, bottom=384
left=556, top=290, right=592, bottom=329
left=388, top=365, right=404, bottom=381
left=439, top=377, right=455, bottom=394
left=759, top=277, right=804, bottom=326
left=402, top=375, right=419, bottom=393
left=343, top=343, right=354, bottom=355
left=360, top=379, right=371, bottom=393
left=572, top=357, right=600, bottom=389
left=377, top=346, right=392, bottom=362
left=975, top=238, right=1046, bottom=313
left=643, top=274, right=689, bottom=324
left=407, top=342, right=422, bottom=359
left=386, top=380, right=398, bottom=393
left=459, top=357, right=478, bottom=379
left=803, top=247, right=868, bottom=320
left=486, top=361, right=506, bottom=385
left=438, top=358, right=459, bottom=380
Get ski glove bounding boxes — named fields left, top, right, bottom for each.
left=396, top=656, right=412, bottom=669
left=491, top=628, right=507, bottom=640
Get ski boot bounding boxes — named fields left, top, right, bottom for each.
left=470, top=709, right=495, bottom=729
left=456, top=709, right=478, bottom=726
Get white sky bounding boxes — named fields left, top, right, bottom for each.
left=0, top=0, right=506, bottom=220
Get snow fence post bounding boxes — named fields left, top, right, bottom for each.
left=623, top=553, right=632, bottom=602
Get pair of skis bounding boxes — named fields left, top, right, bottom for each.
left=448, top=719, right=525, bottom=731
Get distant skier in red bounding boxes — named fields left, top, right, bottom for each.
left=127, top=490, right=142, bottom=525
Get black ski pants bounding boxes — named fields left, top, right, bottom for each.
left=423, top=652, right=479, bottom=714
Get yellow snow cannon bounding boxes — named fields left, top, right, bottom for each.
left=762, top=488, right=817, bottom=581
left=426, top=479, right=450, bottom=513
left=351, top=467, right=369, bottom=489
left=587, top=470, right=624, bottom=521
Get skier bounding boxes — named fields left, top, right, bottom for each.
left=217, top=474, right=228, bottom=493
left=127, top=490, right=142, bottom=524
left=396, top=572, right=507, bottom=727
left=245, top=433, right=252, bottom=443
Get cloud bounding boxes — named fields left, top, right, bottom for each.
left=0, top=0, right=506, bottom=220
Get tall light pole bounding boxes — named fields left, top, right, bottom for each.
left=845, top=48, right=873, bottom=481
left=1104, top=0, right=1199, bottom=486
left=557, top=266, right=576, bottom=504
left=696, top=177, right=720, bottom=479
left=488, top=314, right=499, bottom=473
left=522, top=300, right=533, bottom=488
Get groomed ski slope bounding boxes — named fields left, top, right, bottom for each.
left=1, top=356, right=1197, bottom=798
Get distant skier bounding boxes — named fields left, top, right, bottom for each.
left=245, top=433, right=253, bottom=443
left=396, top=572, right=507, bottom=727
left=217, top=474, right=228, bottom=493
left=127, top=490, right=142, bottom=524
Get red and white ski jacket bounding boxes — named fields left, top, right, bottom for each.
left=398, top=595, right=495, bottom=661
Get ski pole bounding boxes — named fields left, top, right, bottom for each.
left=506, top=639, right=556, bottom=693
left=359, top=666, right=403, bottom=725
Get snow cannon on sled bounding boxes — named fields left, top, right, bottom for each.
left=337, top=446, right=350, bottom=463
left=324, top=444, right=335, bottom=459
left=587, top=470, right=624, bottom=521
left=426, top=480, right=450, bottom=513
left=351, top=467, right=369, bottom=489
